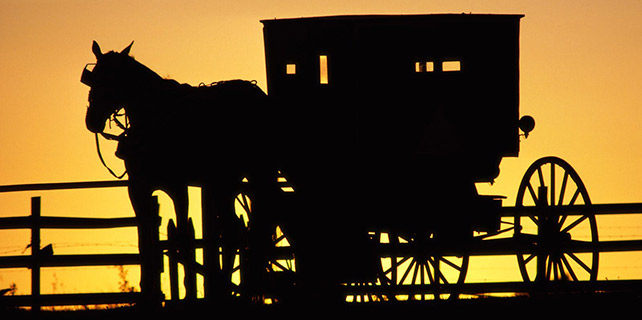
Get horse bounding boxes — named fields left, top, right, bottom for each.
left=82, top=41, right=281, bottom=301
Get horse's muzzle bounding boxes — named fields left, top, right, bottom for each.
left=85, top=108, right=106, bottom=133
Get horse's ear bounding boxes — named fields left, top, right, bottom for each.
left=92, top=41, right=103, bottom=59
left=121, top=41, right=134, bottom=56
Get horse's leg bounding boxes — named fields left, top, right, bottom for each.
left=128, top=182, right=162, bottom=305
left=202, top=179, right=238, bottom=300
left=219, top=184, right=240, bottom=298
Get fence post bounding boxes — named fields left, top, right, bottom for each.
left=184, top=218, right=197, bottom=301
left=201, top=187, right=221, bottom=301
left=150, top=195, right=163, bottom=305
left=30, top=196, right=41, bottom=312
left=167, top=220, right=179, bottom=301
left=138, top=195, right=163, bottom=307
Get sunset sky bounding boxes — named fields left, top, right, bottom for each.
left=1, top=0, right=642, bottom=298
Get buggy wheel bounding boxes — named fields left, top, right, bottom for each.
left=344, top=231, right=394, bottom=303
left=514, top=156, right=599, bottom=284
left=380, top=231, right=469, bottom=300
left=233, top=184, right=296, bottom=302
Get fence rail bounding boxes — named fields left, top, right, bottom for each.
left=0, top=216, right=137, bottom=229
left=0, top=180, right=129, bottom=193
left=0, top=180, right=142, bottom=310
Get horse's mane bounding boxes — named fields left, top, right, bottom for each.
left=102, top=51, right=165, bottom=87
left=109, top=51, right=263, bottom=99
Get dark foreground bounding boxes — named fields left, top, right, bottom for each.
left=4, top=292, right=641, bottom=319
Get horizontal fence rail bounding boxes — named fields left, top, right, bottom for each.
left=500, top=203, right=642, bottom=217
left=0, top=180, right=141, bottom=310
left=0, top=216, right=137, bottom=229
left=0, top=180, right=129, bottom=193
left=3, top=292, right=141, bottom=308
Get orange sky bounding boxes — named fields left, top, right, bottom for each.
left=1, top=0, right=642, bottom=297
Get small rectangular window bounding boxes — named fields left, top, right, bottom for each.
left=442, top=60, right=461, bottom=72
left=286, top=63, right=296, bottom=75
left=415, top=61, right=424, bottom=72
left=425, top=61, right=434, bottom=72
left=319, top=55, right=328, bottom=84
left=415, top=61, right=434, bottom=72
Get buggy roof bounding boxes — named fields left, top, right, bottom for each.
left=260, top=13, right=524, bottom=25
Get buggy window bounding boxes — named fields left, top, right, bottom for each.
left=442, top=60, right=461, bottom=72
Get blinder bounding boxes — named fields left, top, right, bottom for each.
left=81, top=63, right=96, bottom=87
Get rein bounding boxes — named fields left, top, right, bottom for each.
left=95, top=133, right=127, bottom=179
left=95, top=111, right=128, bottom=179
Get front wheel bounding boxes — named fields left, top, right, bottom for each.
left=378, top=231, right=469, bottom=300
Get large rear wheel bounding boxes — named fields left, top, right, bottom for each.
left=514, top=157, right=599, bottom=283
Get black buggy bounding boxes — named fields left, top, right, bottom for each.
left=235, top=14, right=546, bottom=302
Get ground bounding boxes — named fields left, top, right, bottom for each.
left=3, top=291, right=642, bottom=319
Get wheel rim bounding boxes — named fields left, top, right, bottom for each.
left=514, top=157, right=599, bottom=283
left=379, top=231, right=469, bottom=300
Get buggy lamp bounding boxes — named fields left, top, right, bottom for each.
left=519, top=115, right=535, bottom=138
left=81, top=63, right=96, bottom=87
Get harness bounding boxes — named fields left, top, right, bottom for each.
left=95, top=110, right=128, bottom=179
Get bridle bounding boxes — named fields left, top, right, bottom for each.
left=83, top=61, right=130, bottom=179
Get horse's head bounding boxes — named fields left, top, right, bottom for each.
left=82, top=41, right=135, bottom=134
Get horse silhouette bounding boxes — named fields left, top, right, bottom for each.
left=83, top=41, right=384, bottom=304
left=83, top=41, right=281, bottom=300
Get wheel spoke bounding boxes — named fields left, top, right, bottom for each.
left=271, top=260, right=289, bottom=272
left=426, top=259, right=437, bottom=284
left=558, top=214, right=568, bottom=229
left=524, top=253, right=536, bottom=265
left=527, top=182, right=539, bottom=206
left=440, top=256, right=462, bottom=271
left=561, top=215, right=589, bottom=233
left=399, top=259, right=415, bottom=284
left=435, top=261, right=449, bottom=285
left=555, top=257, right=566, bottom=280
left=382, top=264, right=395, bottom=276
left=554, top=259, right=561, bottom=280
left=395, top=256, right=412, bottom=269
left=566, top=251, right=593, bottom=274
left=411, top=260, right=420, bottom=284
left=558, top=171, right=569, bottom=206
left=274, top=233, right=286, bottom=243
left=560, top=254, right=579, bottom=281
left=568, top=188, right=581, bottom=206
left=550, top=163, right=556, bottom=207
left=427, top=257, right=441, bottom=284
left=537, top=167, right=545, bottom=189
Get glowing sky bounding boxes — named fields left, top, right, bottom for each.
left=1, top=0, right=642, bottom=295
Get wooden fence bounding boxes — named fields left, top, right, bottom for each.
left=4, top=180, right=642, bottom=310
left=0, top=181, right=147, bottom=310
